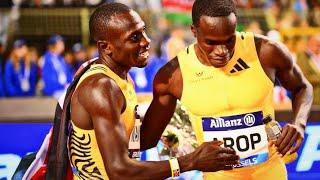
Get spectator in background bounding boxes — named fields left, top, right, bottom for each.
left=26, top=46, right=40, bottom=84
left=26, top=47, right=39, bottom=64
left=165, top=24, right=186, bottom=60
left=245, top=21, right=263, bottom=34
left=71, top=42, right=87, bottom=71
left=0, top=42, right=5, bottom=97
left=297, top=34, right=320, bottom=105
left=41, top=35, right=72, bottom=99
left=0, top=42, right=4, bottom=66
left=86, top=44, right=98, bottom=59
left=4, top=39, right=37, bottom=97
left=63, top=50, right=74, bottom=74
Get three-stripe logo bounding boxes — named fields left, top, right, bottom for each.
left=230, top=58, right=250, bottom=73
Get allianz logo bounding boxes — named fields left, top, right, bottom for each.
left=209, top=114, right=256, bottom=128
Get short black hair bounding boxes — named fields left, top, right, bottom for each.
left=89, top=2, right=131, bottom=41
left=192, top=0, right=236, bottom=26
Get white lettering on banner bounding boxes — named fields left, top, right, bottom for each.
left=234, top=157, right=258, bottom=168
left=0, top=154, right=21, bottom=179
left=296, top=126, right=320, bottom=171
left=210, top=118, right=242, bottom=128
left=203, top=126, right=268, bottom=159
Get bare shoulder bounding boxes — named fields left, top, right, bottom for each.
left=254, top=34, right=293, bottom=71
left=153, top=57, right=182, bottom=98
left=76, top=74, right=125, bottom=120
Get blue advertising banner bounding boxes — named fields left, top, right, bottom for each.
left=0, top=122, right=319, bottom=179
left=284, top=122, right=320, bottom=180
left=0, top=123, right=52, bottom=179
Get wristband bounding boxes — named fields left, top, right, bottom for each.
left=169, top=158, right=180, bottom=177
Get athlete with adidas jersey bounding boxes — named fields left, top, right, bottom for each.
left=141, top=0, right=313, bottom=179
left=67, top=2, right=240, bottom=180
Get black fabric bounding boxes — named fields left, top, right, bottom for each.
left=12, top=152, right=37, bottom=180
left=46, top=60, right=97, bottom=180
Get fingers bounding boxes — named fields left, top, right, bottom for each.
left=218, top=147, right=236, bottom=155
left=217, top=158, right=239, bottom=170
left=220, top=165, right=234, bottom=171
left=277, top=127, right=297, bottom=155
left=275, top=124, right=304, bottom=156
left=217, top=152, right=240, bottom=162
left=280, top=132, right=299, bottom=155
left=276, top=125, right=289, bottom=147
left=289, top=136, right=303, bottom=154
left=211, top=140, right=224, bottom=146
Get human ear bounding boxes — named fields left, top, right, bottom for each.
left=97, top=40, right=112, bottom=55
left=191, top=25, right=197, bottom=38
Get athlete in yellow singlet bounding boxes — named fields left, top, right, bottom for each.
left=142, top=0, right=313, bottom=179
left=69, top=64, right=138, bottom=179
left=68, top=2, right=239, bottom=179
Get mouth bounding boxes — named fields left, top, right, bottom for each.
left=209, top=58, right=229, bottom=67
left=138, top=50, right=149, bottom=59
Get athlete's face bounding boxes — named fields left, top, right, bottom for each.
left=192, top=13, right=237, bottom=68
left=103, top=10, right=151, bottom=68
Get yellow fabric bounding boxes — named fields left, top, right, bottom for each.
left=68, top=64, right=137, bottom=180
left=203, top=146, right=287, bottom=180
left=178, top=32, right=286, bottom=179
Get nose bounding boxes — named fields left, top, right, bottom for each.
left=140, top=32, right=151, bottom=48
left=214, top=45, right=228, bottom=56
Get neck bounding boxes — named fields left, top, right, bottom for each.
left=99, top=55, right=128, bottom=80
left=49, top=49, right=59, bottom=55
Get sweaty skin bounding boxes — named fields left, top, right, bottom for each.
left=141, top=13, right=313, bottom=157
left=71, top=7, right=239, bottom=180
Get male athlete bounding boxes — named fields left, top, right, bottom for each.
left=141, top=0, right=313, bottom=179
left=68, top=2, right=239, bottom=179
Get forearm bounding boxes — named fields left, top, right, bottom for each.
left=141, top=105, right=176, bottom=150
left=141, top=99, right=177, bottom=150
left=140, top=128, right=162, bottom=150
left=291, top=82, right=313, bottom=127
left=109, top=154, right=194, bottom=180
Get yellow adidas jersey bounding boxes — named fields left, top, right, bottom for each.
left=178, top=32, right=286, bottom=179
left=178, top=32, right=274, bottom=144
left=68, top=64, right=138, bottom=180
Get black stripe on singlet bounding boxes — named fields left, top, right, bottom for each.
left=237, top=58, right=250, bottom=69
left=234, top=64, right=243, bottom=71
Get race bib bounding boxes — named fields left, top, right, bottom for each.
left=202, top=111, right=268, bottom=168
left=128, top=106, right=141, bottom=159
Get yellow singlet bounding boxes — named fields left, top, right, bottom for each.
left=68, top=64, right=137, bottom=180
left=178, top=32, right=287, bottom=180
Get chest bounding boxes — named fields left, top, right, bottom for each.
left=181, top=65, right=273, bottom=116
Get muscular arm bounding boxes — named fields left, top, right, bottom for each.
left=141, top=58, right=181, bottom=150
left=79, top=74, right=238, bottom=179
left=257, top=36, right=313, bottom=154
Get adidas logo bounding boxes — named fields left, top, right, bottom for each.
left=230, top=58, right=250, bottom=73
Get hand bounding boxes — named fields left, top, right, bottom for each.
left=275, top=123, right=304, bottom=156
left=190, top=141, right=239, bottom=172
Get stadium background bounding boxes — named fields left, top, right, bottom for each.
left=0, top=0, right=319, bottom=179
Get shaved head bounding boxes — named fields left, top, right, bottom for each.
left=89, top=3, right=131, bottom=42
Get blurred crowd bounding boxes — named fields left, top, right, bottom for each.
left=0, top=35, right=99, bottom=99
